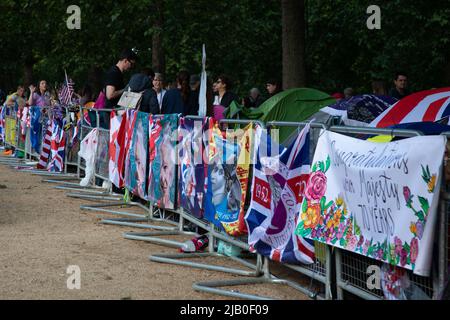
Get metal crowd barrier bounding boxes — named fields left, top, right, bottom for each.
left=2, top=102, right=448, bottom=301
left=328, top=126, right=448, bottom=300
left=75, top=109, right=181, bottom=234
left=145, top=118, right=265, bottom=280
left=192, top=121, right=332, bottom=300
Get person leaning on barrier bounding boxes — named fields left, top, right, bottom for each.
left=104, top=48, right=137, bottom=110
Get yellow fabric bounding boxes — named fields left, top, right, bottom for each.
left=84, top=101, right=95, bottom=108
left=368, top=135, right=394, bottom=143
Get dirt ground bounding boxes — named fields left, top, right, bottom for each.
left=0, top=158, right=315, bottom=300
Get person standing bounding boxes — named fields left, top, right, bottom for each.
left=389, top=72, right=410, bottom=100
left=28, top=80, right=51, bottom=108
left=243, top=88, right=265, bottom=109
left=104, top=48, right=138, bottom=110
left=186, top=74, right=201, bottom=115
left=266, top=79, right=283, bottom=98
left=152, top=73, right=166, bottom=113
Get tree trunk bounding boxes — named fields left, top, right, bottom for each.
left=24, top=58, right=35, bottom=87
left=88, top=66, right=104, bottom=97
left=152, top=0, right=165, bottom=74
left=282, top=0, right=306, bottom=89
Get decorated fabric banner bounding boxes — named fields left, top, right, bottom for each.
left=109, top=111, right=128, bottom=188
left=30, top=106, right=42, bottom=153
left=296, top=131, right=446, bottom=276
left=245, top=124, right=315, bottom=265
left=95, top=129, right=110, bottom=181
left=178, top=117, right=209, bottom=218
left=0, top=106, right=5, bottom=143
left=148, top=114, right=178, bottom=209
left=4, top=117, right=16, bottom=146
left=124, top=111, right=149, bottom=199
left=204, top=123, right=254, bottom=237
left=48, top=119, right=66, bottom=172
left=78, top=128, right=99, bottom=187
left=123, top=109, right=137, bottom=189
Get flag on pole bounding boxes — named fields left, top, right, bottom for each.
left=59, top=71, right=75, bottom=105
left=198, top=44, right=207, bottom=117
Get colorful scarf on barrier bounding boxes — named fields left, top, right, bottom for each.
left=123, top=109, right=137, bottom=191
left=178, top=117, right=209, bottom=218
left=30, top=106, right=42, bottom=153
left=148, top=114, right=178, bottom=209
left=245, top=124, right=315, bottom=265
left=78, top=128, right=99, bottom=186
left=109, top=111, right=127, bottom=188
left=125, top=112, right=149, bottom=199
left=0, top=106, right=4, bottom=143
left=48, top=119, right=66, bottom=172
left=37, top=120, right=52, bottom=169
left=204, top=123, right=252, bottom=236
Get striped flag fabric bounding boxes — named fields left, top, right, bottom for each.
left=59, top=71, right=75, bottom=106
left=245, top=124, right=315, bottom=265
left=48, top=120, right=66, bottom=172
left=37, top=121, right=52, bottom=169
left=109, top=111, right=127, bottom=188
left=370, top=87, right=450, bottom=128
left=0, top=106, right=5, bottom=143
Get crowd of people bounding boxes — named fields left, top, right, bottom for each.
left=0, top=48, right=414, bottom=123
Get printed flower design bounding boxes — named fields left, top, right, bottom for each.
left=346, top=235, right=358, bottom=251
left=427, top=175, right=437, bottom=193
left=410, top=238, right=419, bottom=265
left=400, top=248, right=408, bottom=267
left=295, top=156, right=437, bottom=273
left=404, top=186, right=412, bottom=207
left=301, top=203, right=321, bottom=230
left=305, top=171, right=327, bottom=202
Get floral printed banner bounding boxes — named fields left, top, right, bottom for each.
left=296, top=131, right=446, bottom=276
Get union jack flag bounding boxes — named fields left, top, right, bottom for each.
left=245, top=124, right=315, bottom=265
left=370, top=87, right=450, bottom=127
left=48, top=120, right=66, bottom=172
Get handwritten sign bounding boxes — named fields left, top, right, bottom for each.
left=296, top=131, right=446, bottom=276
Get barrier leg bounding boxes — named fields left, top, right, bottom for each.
left=193, top=257, right=324, bottom=300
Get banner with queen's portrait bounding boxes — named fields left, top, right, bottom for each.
left=296, top=131, right=446, bottom=276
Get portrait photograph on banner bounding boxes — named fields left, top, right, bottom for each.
left=245, top=124, right=315, bottom=265
left=148, top=114, right=178, bottom=209
left=125, top=111, right=149, bottom=199
left=178, top=117, right=209, bottom=219
left=296, top=131, right=446, bottom=276
left=204, top=123, right=253, bottom=237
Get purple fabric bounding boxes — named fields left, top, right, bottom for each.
left=32, top=92, right=51, bottom=108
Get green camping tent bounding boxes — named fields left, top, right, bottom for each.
left=225, top=88, right=336, bottom=143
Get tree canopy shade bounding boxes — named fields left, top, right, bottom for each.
left=0, top=1, right=448, bottom=97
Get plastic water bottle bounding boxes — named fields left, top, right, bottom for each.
left=180, top=239, right=197, bottom=253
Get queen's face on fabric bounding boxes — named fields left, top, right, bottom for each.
left=160, top=143, right=173, bottom=195
left=211, top=163, right=226, bottom=205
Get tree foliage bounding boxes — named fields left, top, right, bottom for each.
left=0, top=0, right=448, bottom=97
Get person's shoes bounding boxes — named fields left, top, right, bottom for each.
left=3, top=150, right=13, bottom=156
